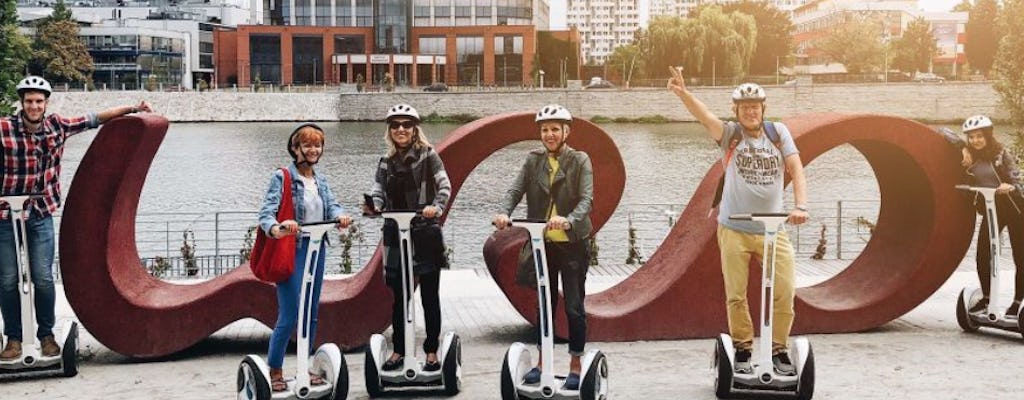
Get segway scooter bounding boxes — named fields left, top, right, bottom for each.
left=713, top=213, right=814, bottom=399
left=237, top=220, right=348, bottom=400
left=499, top=219, right=608, bottom=400
left=364, top=209, right=461, bottom=397
left=0, top=194, right=78, bottom=379
left=954, top=185, right=1024, bottom=338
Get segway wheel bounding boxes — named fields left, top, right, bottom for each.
left=61, top=324, right=79, bottom=377
left=500, top=349, right=519, bottom=400
left=956, top=288, right=980, bottom=332
left=714, top=336, right=734, bottom=399
left=315, top=344, right=348, bottom=400
left=580, top=351, right=609, bottom=400
left=796, top=343, right=816, bottom=400
left=364, top=346, right=384, bottom=398
left=237, top=357, right=271, bottom=400
left=442, top=334, right=462, bottom=395
left=1017, top=306, right=1024, bottom=340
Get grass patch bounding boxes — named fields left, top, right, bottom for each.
left=591, top=115, right=672, bottom=123
left=421, top=112, right=480, bottom=123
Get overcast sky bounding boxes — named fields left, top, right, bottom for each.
left=548, top=0, right=965, bottom=30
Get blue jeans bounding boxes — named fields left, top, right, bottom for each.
left=267, top=237, right=326, bottom=369
left=0, top=215, right=57, bottom=341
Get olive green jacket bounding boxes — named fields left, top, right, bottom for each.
left=499, top=145, right=594, bottom=242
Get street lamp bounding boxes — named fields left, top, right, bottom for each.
left=539, top=69, right=545, bottom=88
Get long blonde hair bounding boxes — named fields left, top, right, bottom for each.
left=385, top=124, right=432, bottom=157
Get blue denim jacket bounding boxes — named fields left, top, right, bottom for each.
left=258, top=163, right=345, bottom=241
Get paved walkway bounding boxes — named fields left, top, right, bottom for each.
left=2, top=255, right=1023, bottom=399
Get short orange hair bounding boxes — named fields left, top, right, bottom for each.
left=291, top=125, right=325, bottom=147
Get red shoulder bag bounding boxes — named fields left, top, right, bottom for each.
left=250, top=168, right=296, bottom=282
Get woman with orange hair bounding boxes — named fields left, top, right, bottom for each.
left=257, top=123, right=353, bottom=392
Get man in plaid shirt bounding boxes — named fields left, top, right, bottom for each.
left=0, top=76, right=151, bottom=361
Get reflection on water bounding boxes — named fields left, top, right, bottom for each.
left=58, top=121, right=902, bottom=270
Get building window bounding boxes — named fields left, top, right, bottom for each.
left=456, top=36, right=483, bottom=85
left=419, top=36, right=446, bottom=55
left=493, top=35, right=522, bottom=86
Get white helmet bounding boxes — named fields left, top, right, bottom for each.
left=16, top=75, right=52, bottom=98
left=732, top=83, right=766, bottom=103
left=386, top=104, right=420, bottom=123
left=962, top=115, right=993, bottom=133
left=535, top=104, right=573, bottom=124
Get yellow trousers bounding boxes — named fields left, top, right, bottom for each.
left=717, top=225, right=795, bottom=353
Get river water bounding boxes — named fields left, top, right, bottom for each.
left=58, top=121, right=973, bottom=273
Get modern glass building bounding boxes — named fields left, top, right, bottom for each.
left=216, top=0, right=559, bottom=88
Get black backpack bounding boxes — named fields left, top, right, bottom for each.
left=710, top=121, right=782, bottom=213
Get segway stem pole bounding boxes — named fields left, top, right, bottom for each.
left=956, top=185, right=1002, bottom=318
left=2, top=195, right=38, bottom=351
left=295, top=221, right=340, bottom=396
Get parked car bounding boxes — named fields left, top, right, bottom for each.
left=423, top=82, right=449, bottom=92
left=584, top=77, right=615, bottom=89
left=913, top=72, right=945, bottom=83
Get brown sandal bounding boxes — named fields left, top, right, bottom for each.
left=271, top=377, right=288, bottom=392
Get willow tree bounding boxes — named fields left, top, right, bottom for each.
left=992, top=0, right=1024, bottom=151
left=637, top=7, right=756, bottom=83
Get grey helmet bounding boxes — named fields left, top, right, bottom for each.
left=386, top=104, right=420, bottom=123
left=535, top=104, right=573, bottom=124
left=16, top=75, right=52, bottom=98
left=731, top=83, right=766, bottom=103
left=962, top=115, right=993, bottom=134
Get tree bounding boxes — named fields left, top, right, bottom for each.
left=47, top=0, right=73, bottom=22
left=815, top=15, right=885, bottom=74
left=889, top=17, right=937, bottom=73
left=700, top=0, right=795, bottom=75
left=1, top=0, right=33, bottom=114
left=992, top=0, right=1024, bottom=151
left=965, top=0, right=1000, bottom=75
left=953, top=0, right=973, bottom=12
left=32, top=17, right=94, bottom=85
left=606, top=44, right=644, bottom=86
left=637, top=7, right=756, bottom=82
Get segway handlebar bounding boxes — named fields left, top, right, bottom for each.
left=511, top=218, right=550, bottom=225
left=955, top=184, right=999, bottom=192
left=729, top=212, right=791, bottom=221
left=299, top=220, right=344, bottom=227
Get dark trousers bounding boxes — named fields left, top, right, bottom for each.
left=976, top=199, right=1024, bottom=302
left=387, top=269, right=441, bottom=355
left=539, top=240, right=589, bottom=356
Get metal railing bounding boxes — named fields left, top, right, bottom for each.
left=48, top=199, right=1001, bottom=280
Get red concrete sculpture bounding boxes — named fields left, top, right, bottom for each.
left=58, top=112, right=974, bottom=357
left=484, top=113, right=976, bottom=340
left=59, top=115, right=391, bottom=357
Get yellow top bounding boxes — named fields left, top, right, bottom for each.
left=545, top=155, right=570, bottom=242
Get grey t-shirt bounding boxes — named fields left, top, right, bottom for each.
left=717, top=121, right=799, bottom=234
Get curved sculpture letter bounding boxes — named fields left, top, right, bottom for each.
left=60, top=115, right=392, bottom=357
left=59, top=112, right=975, bottom=356
left=483, top=113, right=975, bottom=340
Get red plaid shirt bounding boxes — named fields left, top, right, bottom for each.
left=0, top=111, right=99, bottom=219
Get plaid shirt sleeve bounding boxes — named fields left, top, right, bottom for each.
left=52, top=112, right=100, bottom=139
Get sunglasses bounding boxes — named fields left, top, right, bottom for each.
left=389, top=121, right=417, bottom=130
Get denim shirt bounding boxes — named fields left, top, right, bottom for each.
left=258, top=163, right=345, bottom=241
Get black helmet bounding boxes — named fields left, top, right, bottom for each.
left=287, top=123, right=325, bottom=160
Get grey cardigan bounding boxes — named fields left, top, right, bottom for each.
left=499, top=145, right=594, bottom=242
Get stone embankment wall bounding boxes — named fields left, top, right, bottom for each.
left=47, top=82, right=1004, bottom=123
